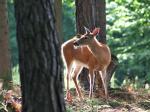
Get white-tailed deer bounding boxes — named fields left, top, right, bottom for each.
left=61, top=27, right=111, bottom=102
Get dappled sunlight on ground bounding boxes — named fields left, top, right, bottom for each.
left=65, top=88, right=150, bottom=112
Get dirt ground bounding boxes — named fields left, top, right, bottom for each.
left=0, top=86, right=150, bottom=112
left=66, top=88, right=150, bottom=112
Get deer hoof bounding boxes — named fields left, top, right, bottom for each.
left=65, top=91, right=72, bottom=102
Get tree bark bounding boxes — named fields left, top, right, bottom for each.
left=0, top=0, right=12, bottom=88
left=75, top=0, right=93, bottom=90
left=55, top=0, right=62, bottom=43
left=76, top=0, right=118, bottom=94
left=76, top=0, right=94, bottom=34
left=76, top=0, right=106, bottom=43
left=106, top=54, right=118, bottom=87
left=14, top=0, right=65, bottom=112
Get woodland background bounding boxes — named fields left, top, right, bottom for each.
left=0, top=0, right=150, bottom=112
left=8, top=0, right=150, bottom=87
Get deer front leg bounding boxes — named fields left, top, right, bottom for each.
left=65, top=65, right=74, bottom=102
left=89, top=70, right=95, bottom=98
left=72, top=66, right=83, bottom=100
left=99, top=70, right=108, bottom=99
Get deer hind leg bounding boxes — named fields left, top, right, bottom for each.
left=72, top=65, right=83, bottom=100
left=89, top=70, right=95, bottom=98
left=99, top=70, right=108, bottom=99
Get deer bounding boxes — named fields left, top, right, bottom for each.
left=61, top=27, right=111, bottom=102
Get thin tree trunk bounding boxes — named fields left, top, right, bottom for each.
left=14, top=0, right=65, bottom=112
left=0, top=0, right=12, bottom=88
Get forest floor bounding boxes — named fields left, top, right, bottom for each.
left=66, top=88, right=150, bottom=112
left=0, top=85, right=150, bottom=112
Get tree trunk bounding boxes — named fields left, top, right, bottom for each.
left=76, top=0, right=106, bottom=43
left=14, top=0, right=65, bottom=112
left=76, top=0, right=118, bottom=95
left=75, top=0, right=93, bottom=90
left=0, top=0, right=12, bottom=88
left=106, top=54, right=118, bottom=87
left=55, top=0, right=62, bottom=43
left=76, top=0, right=94, bottom=34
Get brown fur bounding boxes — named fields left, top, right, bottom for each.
left=61, top=33, right=111, bottom=101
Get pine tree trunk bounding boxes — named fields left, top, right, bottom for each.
left=76, top=0, right=118, bottom=95
left=14, top=0, right=65, bottom=112
left=0, top=0, right=12, bottom=88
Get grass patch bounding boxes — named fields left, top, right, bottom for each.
left=12, top=65, right=20, bottom=85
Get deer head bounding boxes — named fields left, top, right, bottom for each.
left=74, top=27, right=100, bottom=46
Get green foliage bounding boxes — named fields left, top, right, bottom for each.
left=7, top=2, right=18, bottom=67
left=12, top=65, right=20, bottom=85
left=62, top=0, right=150, bottom=86
left=7, top=2, right=20, bottom=85
left=62, top=0, right=76, bottom=41
left=108, top=100, right=122, bottom=108
left=121, top=76, right=146, bottom=89
left=8, top=0, right=150, bottom=86
left=106, top=0, right=150, bottom=85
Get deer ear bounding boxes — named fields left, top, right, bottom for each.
left=84, top=26, right=91, bottom=34
left=92, top=28, right=100, bottom=36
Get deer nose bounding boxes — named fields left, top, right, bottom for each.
left=73, top=42, right=79, bottom=46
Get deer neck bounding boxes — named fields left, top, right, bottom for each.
left=88, top=37, right=104, bottom=62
